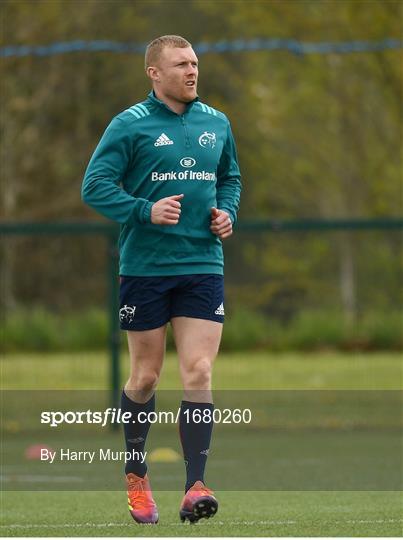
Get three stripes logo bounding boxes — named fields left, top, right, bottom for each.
left=125, top=103, right=150, bottom=120
left=154, top=133, right=174, bottom=147
left=214, top=303, right=225, bottom=316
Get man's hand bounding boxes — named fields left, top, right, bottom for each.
left=151, top=194, right=184, bottom=225
left=210, top=207, right=233, bottom=240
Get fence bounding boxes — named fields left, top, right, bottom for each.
left=2, top=217, right=402, bottom=407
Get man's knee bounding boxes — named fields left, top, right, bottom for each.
left=181, top=357, right=212, bottom=389
left=126, top=370, right=160, bottom=393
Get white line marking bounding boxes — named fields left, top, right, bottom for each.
left=1, top=523, right=129, bottom=530
left=1, top=518, right=402, bottom=530
left=339, top=518, right=403, bottom=524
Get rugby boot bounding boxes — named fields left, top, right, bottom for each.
left=179, top=480, right=218, bottom=523
left=126, top=473, right=158, bottom=524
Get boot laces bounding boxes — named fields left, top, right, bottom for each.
left=191, top=482, right=214, bottom=497
left=199, top=486, right=213, bottom=497
left=128, top=478, right=149, bottom=507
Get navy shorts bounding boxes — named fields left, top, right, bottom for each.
left=119, top=274, right=225, bottom=331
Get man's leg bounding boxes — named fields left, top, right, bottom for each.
left=122, top=325, right=166, bottom=524
left=172, top=316, right=222, bottom=402
left=172, top=317, right=222, bottom=501
left=122, top=325, right=167, bottom=477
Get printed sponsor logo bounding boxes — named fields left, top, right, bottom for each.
left=151, top=170, right=216, bottom=181
left=199, top=131, right=216, bottom=149
left=214, top=303, right=225, bottom=315
left=180, top=157, right=196, bottom=168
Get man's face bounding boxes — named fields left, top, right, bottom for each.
left=154, top=46, right=198, bottom=104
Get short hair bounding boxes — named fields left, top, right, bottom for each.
left=145, top=35, right=192, bottom=70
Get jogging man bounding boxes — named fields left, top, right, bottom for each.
left=82, top=35, right=241, bottom=525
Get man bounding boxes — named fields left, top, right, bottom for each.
left=82, top=35, right=241, bottom=525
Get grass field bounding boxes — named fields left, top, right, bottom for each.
left=2, top=491, right=402, bottom=537
left=1, top=351, right=402, bottom=537
left=2, top=350, right=402, bottom=390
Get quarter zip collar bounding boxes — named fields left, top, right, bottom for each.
left=146, top=90, right=199, bottom=115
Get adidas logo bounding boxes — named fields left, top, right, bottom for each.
left=214, top=303, right=225, bottom=315
left=127, top=437, right=144, bottom=444
left=154, top=133, right=174, bottom=147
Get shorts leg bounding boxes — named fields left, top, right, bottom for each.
left=170, top=274, right=225, bottom=324
left=119, top=276, right=172, bottom=331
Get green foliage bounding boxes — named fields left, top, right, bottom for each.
left=2, top=307, right=60, bottom=351
left=2, top=308, right=108, bottom=352
left=271, top=310, right=349, bottom=351
left=356, top=310, right=403, bottom=350
left=2, top=308, right=401, bottom=352
left=220, top=307, right=402, bottom=352
left=61, top=308, right=108, bottom=351
left=221, top=308, right=270, bottom=350
left=1, top=0, right=401, bottom=326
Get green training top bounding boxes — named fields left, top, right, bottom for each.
left=82, top=91, right=242, bottom=276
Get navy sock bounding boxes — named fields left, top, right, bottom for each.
left=121, top=390, right=155, bottom=477
left=179, top=400, right=214, bottom=492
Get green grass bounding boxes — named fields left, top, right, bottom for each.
left=1, top=351, right=402, bottom=390
left=1, top=351, right=402, bottom=536
left=1, top=491, right=402, bottom=536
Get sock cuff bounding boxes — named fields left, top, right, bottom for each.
left=121, top=390, right=155, bottom=412
left=180, top=400, right=214, bottom=410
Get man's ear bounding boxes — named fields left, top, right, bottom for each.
left=146, top=66, right=160, bottom=83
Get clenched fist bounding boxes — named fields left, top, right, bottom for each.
left=210, top=207, right=233, bottom=240
left=151, top=194, right=184, bottom=225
